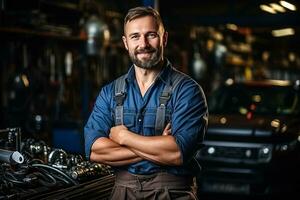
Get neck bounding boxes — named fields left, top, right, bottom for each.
left=134, top=61, right=164, bottom=96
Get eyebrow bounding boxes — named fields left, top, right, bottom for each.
left=128, top=31, right=158, bottom=37
left=128, top=32, right=139, bottom=37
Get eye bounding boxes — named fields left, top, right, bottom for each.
left=147, top=33, right=158, bottom=39
left=129, top=34, right=139, bottom=40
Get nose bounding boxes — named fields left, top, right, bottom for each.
left=139, top=35, right=149, bottom=48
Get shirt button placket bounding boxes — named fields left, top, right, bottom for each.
left=137, top=112, right=143, bottom=133
left=138, top=117, right=143, bottom=132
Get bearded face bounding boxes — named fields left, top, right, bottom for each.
left=122, top=16, right=167, bottom=70
left=128, top=45, right=162, bottom=69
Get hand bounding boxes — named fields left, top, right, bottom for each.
left=109, top=125, right=128, bottom=145
left=162, top=123, right=171, bottom=136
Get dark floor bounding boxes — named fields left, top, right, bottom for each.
left=199, top=192, right=296, bottom=200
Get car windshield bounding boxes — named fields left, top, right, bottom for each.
left=209, top=84, right=299, bottom=115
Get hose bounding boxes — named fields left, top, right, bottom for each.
left=31, top=163, right=78, bottom=185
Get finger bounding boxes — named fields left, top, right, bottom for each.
left=162, top=130, right=171, bottom=136
left=164, top=123, right=171, bottom=131
left=162, top=128, right=172, bottom=136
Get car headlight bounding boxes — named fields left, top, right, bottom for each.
left=207, top=147, right=216, bottom=154
left=275, top=140, right=298, bottom=153
left=258, top=146, right=272, bottom=161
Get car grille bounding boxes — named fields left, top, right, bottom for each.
left=202, top=146, right=258, bottom=159
left=198, top=141, right=272, bottom=164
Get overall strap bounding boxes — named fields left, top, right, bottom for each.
left=155, top=70, right=185, bottom=135
left=114, top=74, right=127, bottom=125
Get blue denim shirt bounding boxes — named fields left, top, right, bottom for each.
left=84, top=60, right=208, bottom=175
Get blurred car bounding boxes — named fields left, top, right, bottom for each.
left=196, top=79, right=300, bottom=197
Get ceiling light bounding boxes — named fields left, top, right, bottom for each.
left=260, top=4, right=276, bottom=14
left=279, top=1, right=297, bottom=11
left=288, top=52, right=296, bottom=62
left=225, top=78, right=234, bottom=85
left=271, top=28, right=295, bottom=37
left=226, top=23, right=238, bottom=31
left=270, top=3, right=286, bottom=12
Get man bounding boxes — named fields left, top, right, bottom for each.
left=84, top=6, right=208, bottom=200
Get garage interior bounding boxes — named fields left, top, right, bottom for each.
left=1, top=0, right=300, bottom=199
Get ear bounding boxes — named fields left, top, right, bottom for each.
left=122, top=36, right=129, bottom=50
left=163, top=31, right=168, bottom=47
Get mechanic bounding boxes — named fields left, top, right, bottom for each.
left=84, top=6, right=208, bottom=200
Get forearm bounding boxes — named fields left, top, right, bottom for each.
left=90, top=137, right=142, bottom=166
left=117, top=131, right=182, bottom=166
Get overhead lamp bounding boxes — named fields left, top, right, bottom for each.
left=226, top=23, right=238, bottom=31
left=288, top=52, right=296, bottom=62
left=279, top=1, right=297, bottom=11
left=270, top=3, right=286, bottom=12
left=271, top=28, right=295, bottom=37
left=225, top=78, right=234, bottom=85
left=84, top=15, right=110, bottom=56
left=260, top=4, right=276, bottom=14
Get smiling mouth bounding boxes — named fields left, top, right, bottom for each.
left=138, top=52, right=152, bottom=55
left=138, top=50, right=153, bottom=54
left=137, top=51, right=153, bottom=58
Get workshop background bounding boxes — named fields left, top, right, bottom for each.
left=0, top=0, right=300, bottom=199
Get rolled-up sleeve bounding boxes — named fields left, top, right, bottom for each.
left=84, top=84, right=114, bottom=159
left=171, top=79, right=208, bottom=164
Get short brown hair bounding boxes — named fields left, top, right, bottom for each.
left=124, top=6, right=165, bottom=33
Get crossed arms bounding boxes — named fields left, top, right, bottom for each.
left=90, top=123, right=182, bottom=167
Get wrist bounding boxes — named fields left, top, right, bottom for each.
left=119, top=129, right=128, bottom=145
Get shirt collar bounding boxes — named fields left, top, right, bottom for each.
left=125, top=65, right=136, bottom=83
left=157, top=59, right=173, bottom=85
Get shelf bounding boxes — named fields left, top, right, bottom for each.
left=0, top=27, right=86, bottom=41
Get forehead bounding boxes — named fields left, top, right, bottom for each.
left=124, top=15, right=159, bottom=35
